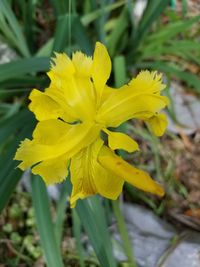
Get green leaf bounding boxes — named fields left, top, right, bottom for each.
left=36, top=38, right=54, bottom=57
left=107, top=8, right=129, bottom=56
left=0, top=0, right=30, bottom=57
left=81, top=0, right=125, bottom=26
left=54, top=180, right=68, bottom=246
left=139, top=39, right=200, bottom=60
left=52, top=14, right=71, bottom=53
left=52, top=13, right=92, bottom=54
left=72, top=15, right=92, bottom=54
left=0, top=57, right=49, bottom=82
left=112, top=200, right=137, bottom=267
left=0, top=102, right=20, bottom=119
left=21, top=0, right=36, bottom=54
left=49, top=0, right=68, bottom=16
left=31, top=175, right=64, bottom=267
left=0, top=76, right=48, bottom=90
left=76, top=197, right=117, bottom=267
left=66, top=160, right=117, bottom=267
left=133, top=0, right=169, bottom=48
left=0, top=168, right=22, bottom=213
left=143, top=15, right=200, bottom=46
left=0, top=109, right=28, bottom=141
left=72, top=209, right=85, bottom=267
left=114, top=55, right=126, bottom=87
left=0, top=110, right=35, bottom=212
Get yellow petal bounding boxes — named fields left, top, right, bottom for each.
left=32, top=119, right=71, bottom=145
left=101, top=85, right=115, bottom=103
left=97, top=90, right=169, bottom=127
left=98, top=146, right=165, bottom=197
left=14, top=121, right=101, bottom=170
left=128, top=71, right=166, bottom=94
left=72, top=51, right=93, bottom=76
left=96, top=70, right=169, bottom=127
left=103, top=128, right=139, bottom=153
left=46, top=52, right=96, bottom=120
left=47, top=75, right=96, bottom=121
left=32, top=155, right=69, bottom=185
left=29, top=89, right=76, bottom=122
left=147, top=113, right=168, bottom=136
left=48, top=52, right=75, bottom=80
left=70, top=77, right=96, bottom=119
left=92, top=42, right=111, bottom=104
left=70, top=138, right=124, bottom=208
left=15, top=138, right=34, bottom=170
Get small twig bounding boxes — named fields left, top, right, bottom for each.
left=0, top=239, right=31, bottom=262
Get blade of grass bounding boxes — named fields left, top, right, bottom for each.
left=54, top=180, right=68, bottom=246
left=142, top=15, right=200, bottom=46
left=125, top=184, right=158, bottom=212
left=52, top=14, right=92, bottom=55
left=49, top=0, right=68, bottom=16
left=49, top=0, right=62, bottom=16
left=0, top=0, right=30, bottom=57
left=133, top=0, right=169, bottom=49
left=0, top=168, right=22, bottom=212
left=114, top=55, right=127, bottom=87
left=36, top=38, right=54, bottom=57
left=81, top=0, right=125, bottom=26
left=112, top=200, right=137, bottom=267
left=113, top=55, right=128, bottom=155
left=0, top=111, right=35, bottom=212
left=72, top=15, right=92, bottom=54
left=66, top=171, right=117, bottom=266
left=72, top=209, right=85, bottom=267
left=0, top=109, right=29, bottom=141
left=0, top=57, right=49, bottom=82
left=181, top=0, right=187, bottom=16
left=139, top=39, right=200, bottom=60
left=0, top=12, right=17, bottom=45
left=21, top=0, right=36, bottom=54
left=0, top=76, right=48, bottom=89
left=138, top=0, right=168, bottom=33
left=0, top=89, right=29, bottom=101
left=107, top=8, right=129, bottom=57
left=0, top=102, right=20, bottom=119
left=52, top=14, right=71, bottom=53
left=95, top=0, right=107, bottom=42
left=75, top=198, right=117, bottom=267
left=31, top=175, right=64, bottom=267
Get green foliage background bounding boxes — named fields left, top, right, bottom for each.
left=0, top=0, right=199, bottom=266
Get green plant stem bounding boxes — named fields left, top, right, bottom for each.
left=72, top=209, right=85, bottom=267
left=149, top=133, right=162, bottom=181
left=112, top=200, right=137, bottom=267
left=54, top=180, right=68, bottom=246
left=31, top=176, right=64, bottom=267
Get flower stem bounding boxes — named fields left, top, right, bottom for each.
left=112, top=200, right=138, bottom=267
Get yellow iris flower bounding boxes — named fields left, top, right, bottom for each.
left=14, top=42, right=169, bottom=208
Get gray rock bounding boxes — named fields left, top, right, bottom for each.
left=166, top=84, right=200, bottom=135
left=114, top=204, right=200, bottom=267
left=161, top=232, right=200, bottom=267
left=71, top=201, right=200, bottom=267
left=123, top=204, right=175, bottom=239
left=113, top=204, right=176, bottom=267
left=0, top=39, right=18, bottom=64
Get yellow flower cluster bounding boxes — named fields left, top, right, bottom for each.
left=15, top=42, right=168, bottom=207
